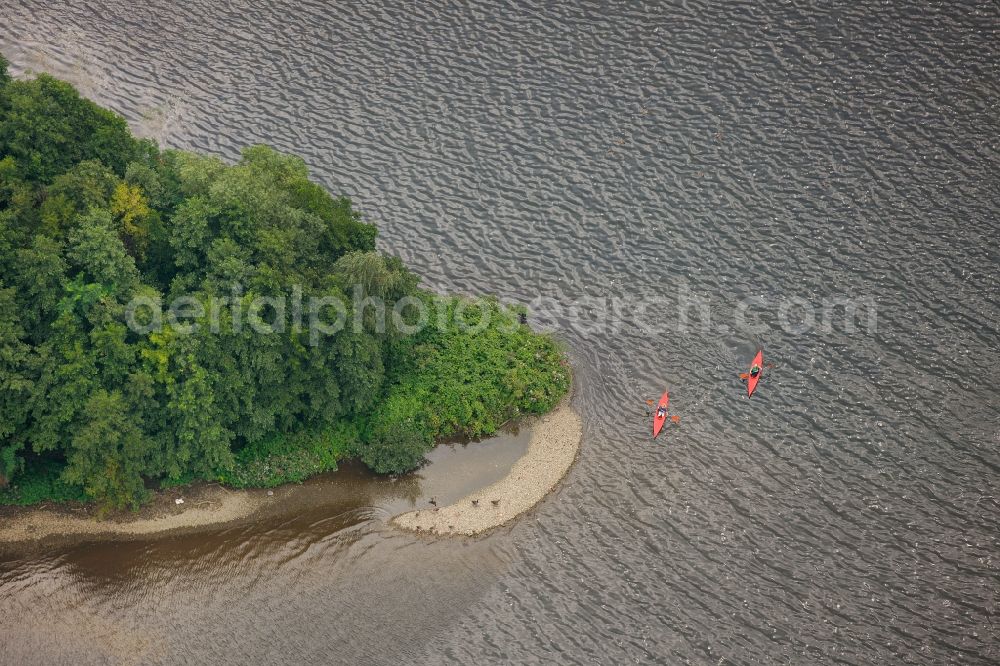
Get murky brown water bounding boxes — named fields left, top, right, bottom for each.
left=1, top=0, right=998, bottom=663
left=0, top=430, right=532, bottom=664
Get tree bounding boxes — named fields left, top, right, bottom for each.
left=335, top=330, right=384, bottom=414
left=0, top=283, right=31, bottom=486
left=110, top=181, right=152, bottom=259
left=124, top=161, right=165, bottom=208
left=139, top=328, right=234, bottom=481
left=9, top=234, right=67, bottom=341
left=27, top=306, right=99, bottom=456
left=0, top=53, right=10, bottom=88
left=39, top=160, right=119, bottom=236
left=66, top=208, right=141, bottom=297
left=0, top=75, right=140, bottom=182
left=64, top=389, right=151, bottom=510
left=361, top=423, right=432, bottom=475
left=168, top=194, right=217, bottom=272
left=332, top=251, right=417, bottom=300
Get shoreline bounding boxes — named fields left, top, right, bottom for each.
left=0, top=483, right=259, bottom=544
left=0, top=401, right=582, bottom=546
left=390, top=399, right=582, bottom=537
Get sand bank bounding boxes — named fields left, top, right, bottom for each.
left=0, top=403, right=581, bottom=544
left=0, top=484, right=257, bottom=543
left=391, top=401, right=582, bottom=536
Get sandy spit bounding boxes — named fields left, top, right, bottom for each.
left=0, top=484, right=257, bottom=543
left=0, top=402, right=581, bottom=544
left=391, top=401, right=582, bottom=537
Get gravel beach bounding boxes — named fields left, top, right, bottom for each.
left=391, top=401, right=582, bottom=536
left=0, top=484, right=257, bottom=543
left=0, top=404, right=581, bottom=544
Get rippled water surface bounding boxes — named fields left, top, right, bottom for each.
left=1, top=1, right=998, bottom=663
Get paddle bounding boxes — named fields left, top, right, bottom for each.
left=644, top=398, right=679, bottom=426
left=740, top=361, right=774, bottom=382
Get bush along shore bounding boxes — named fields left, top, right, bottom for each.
left=0, top=55, right=570, bottom=512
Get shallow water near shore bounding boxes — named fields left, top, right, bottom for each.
left=0, top=430, right=534, bottom=663
left=1, top=0, right=998, bottom=663
left=0, top=425, right=533, bottom=547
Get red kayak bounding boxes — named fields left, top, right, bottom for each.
left=652, top=390, right=669, bottom=438
left=746, top=350, right=764, bottom=397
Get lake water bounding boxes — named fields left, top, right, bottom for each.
left=1, top=1, right=998, bottom=663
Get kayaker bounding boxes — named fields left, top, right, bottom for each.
left=656, top=406, right=667, bottom=418
left=750, top=364, right=761, bottom=378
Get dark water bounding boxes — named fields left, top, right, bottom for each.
left=2, top=1, right=998, bottom=663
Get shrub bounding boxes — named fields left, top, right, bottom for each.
left=0, top=457, right=88, bottom=506
left=360, top=392, right=432, bottom=473
left=360, top=420, right=433, bottom=474
left=220, top=422, right=360, bottom=488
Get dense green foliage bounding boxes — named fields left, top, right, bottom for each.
left=0, top=58, right=569, bottom=509
left=221, top=423, right=359, bottom=488
left=361, top=297, right=570, bottom=473
left=0, top=457, right=89, bottom=506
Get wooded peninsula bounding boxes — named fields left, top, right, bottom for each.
left=0, top=56, right=569, bottom=511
